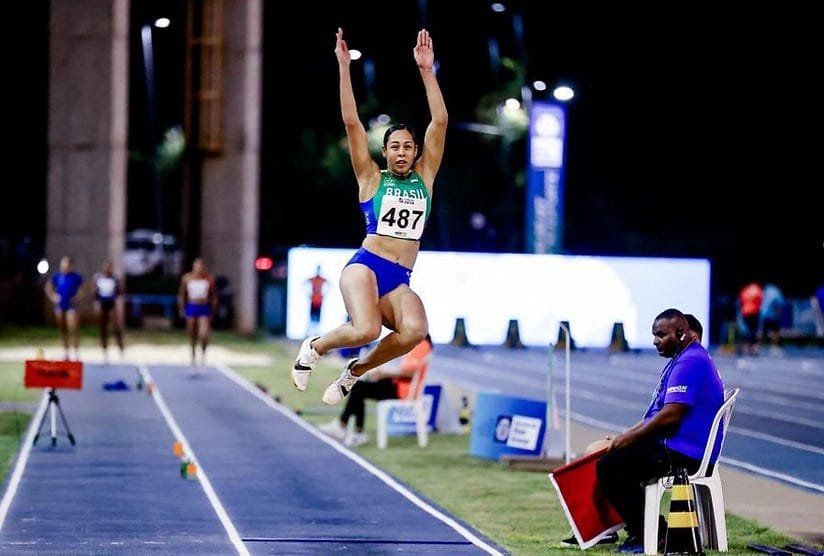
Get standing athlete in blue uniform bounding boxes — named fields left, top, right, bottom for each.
left=291, top=27, right=448, bottom=406
left=178, top=258, right=217, bottom=368
left=595, top=308, right=724, bottom=553
left=44, top=256, right=84, bottom=360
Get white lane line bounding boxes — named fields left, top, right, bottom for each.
left=720, top=457, right=824, bottom=494
left=732, top=380, right=824, bottom=402
left=565, top=408, right=824, bottom=456
left=139, top=366, right=250, bottom=556
left=561, top=409, right=824, bottom=492
left=728, top=426, right=824, bottom=456
left=426, top=371, right=504, bottom=395
left=215, top=363, right=504, bottom=556
left=567, top=411, right=624, bottom=433
left=733, top=406, right=824, bottom=429
left=434, top=366, right=824, bottom=456
left=568, top=384, right=824, bottom=429
left=0, top=390, right=50, bottom=531
left=742, top=391, right=824, bottom=413
left=432, top=356, right=541, bottom=389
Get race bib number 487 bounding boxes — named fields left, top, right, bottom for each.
left=376, top=195, right=427, bottom=240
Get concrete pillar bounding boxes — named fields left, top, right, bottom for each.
left=46, top=0, right=129, bottom=304
left=200, top=0, right=261, bottom=333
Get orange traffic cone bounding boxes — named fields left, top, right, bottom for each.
left=664, top=468, right=704, bottom=555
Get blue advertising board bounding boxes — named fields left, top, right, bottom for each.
left=469, top=392, right=547, bottom=460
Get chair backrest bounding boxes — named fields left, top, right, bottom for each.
left=693, top=387, right=740, bottom=478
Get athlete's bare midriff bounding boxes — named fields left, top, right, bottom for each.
left=362, top=234, right=419, bottom=269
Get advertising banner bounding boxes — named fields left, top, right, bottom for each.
left=384, top=384, right=441, bottom=436
left=526, top=101, right=566, bottom=254
left=469, top=392, right=546, bottom=460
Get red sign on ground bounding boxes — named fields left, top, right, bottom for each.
left=24, top=360, right=83, bottom=389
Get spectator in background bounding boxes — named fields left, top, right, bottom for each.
left=759, top=283, right=785, bottom=355
left=44, top=256, right=84, bottom=360
left=318, top=334, right=433, bottom=447
left=178, top=258, right=218, bottom=369
left=684, top=313, right=703, bottom=343
left=810, top=283, right=824, bottom=338
left=305, top=265, right=328, bottom=338
left=92, top=259, right=125, bottom=362
left=816, top=284, right=824, bottom=317
left=213, top=275, right=234, bottom=330
left=737, top=281, right=763, bottom=355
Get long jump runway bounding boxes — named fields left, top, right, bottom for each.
left=0, top=363, right=501, bottom=555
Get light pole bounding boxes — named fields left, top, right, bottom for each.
left=544, top=320, right=572, bottom=464
left=485, top=2, right=577, bottom=254
left=140, top=21, right=164, bottom=233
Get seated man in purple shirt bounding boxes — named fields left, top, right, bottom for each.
left=595, top=308, right=725, bottom=553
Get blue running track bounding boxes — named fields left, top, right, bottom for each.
left=0, top=363, right=503, bottom=555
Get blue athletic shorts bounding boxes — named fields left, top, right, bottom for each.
left=185, top=303, right=212, bottom=318
left=345, top=248, right=412, bottom=298
left=54, top=301, right=75, bottom=313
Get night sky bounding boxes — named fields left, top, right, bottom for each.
left=3, top=1, right=821, bottom=304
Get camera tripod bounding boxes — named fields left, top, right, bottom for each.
left=33, top=388, right=76, bottom=447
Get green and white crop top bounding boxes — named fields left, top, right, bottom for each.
left=360, top=170, right=431, bottom=241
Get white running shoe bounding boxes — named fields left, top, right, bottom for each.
left=291, top=337, right=321, bottom=391
left=322, top=359, right=359, bottom=405
left=346, top=431, right=369, bottom=447
left=318, top=419, right=347, bottom=441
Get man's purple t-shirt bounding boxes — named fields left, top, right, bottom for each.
left=643, top=342, right=725, bottom=461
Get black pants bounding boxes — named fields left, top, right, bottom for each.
left=340, top=379, right=398, bottom=430
left=595, top=437, right=703, bottom=538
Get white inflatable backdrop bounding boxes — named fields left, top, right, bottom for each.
left=286, top=247, right=710, bottom=349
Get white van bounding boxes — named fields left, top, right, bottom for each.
left=123, top=229, right=183, bottom=277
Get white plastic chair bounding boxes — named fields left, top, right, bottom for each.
left=643, top=387, right=740, bottom=555
left=375, top=358, right=430, bottom=450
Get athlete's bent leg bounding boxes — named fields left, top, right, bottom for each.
left=312, top=264, right=383, bottom=355
left=350, top=285, right=428, bottom=377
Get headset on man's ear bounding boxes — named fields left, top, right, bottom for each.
left=677, top=329, right=686, bottom=342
